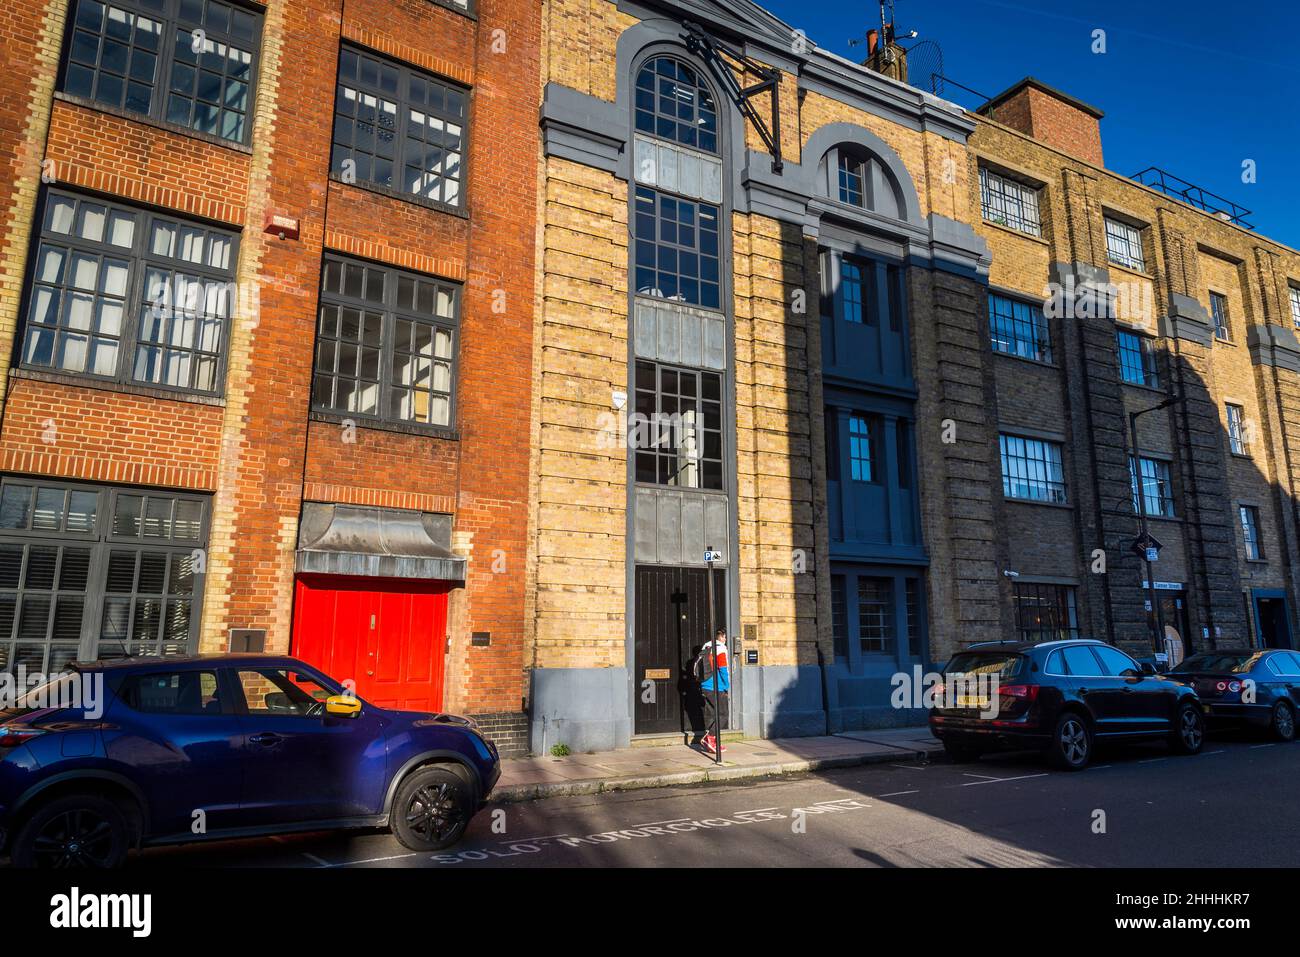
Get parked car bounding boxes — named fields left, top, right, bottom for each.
left=1165, top=648, right=1299, bottom=742
left=929, top=638, right=1204, bottom=770
left=0, top=654, right=500, bottom=868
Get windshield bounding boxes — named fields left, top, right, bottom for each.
left=1171, top=653, right=1258, bottom=675
left=943, top=652, right=1025, bottom=680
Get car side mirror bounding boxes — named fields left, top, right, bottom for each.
left=324, top=695, right=361, bottom=717
left=1140, top=662, right=1157, bottom=675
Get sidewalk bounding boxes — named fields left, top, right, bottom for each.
left=493, top=727, right=941, bottom=803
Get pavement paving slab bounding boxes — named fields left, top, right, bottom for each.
left=493, top=727, right=940, bottom=802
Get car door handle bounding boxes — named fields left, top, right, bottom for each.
left=249, top=732, right=282, bottom=747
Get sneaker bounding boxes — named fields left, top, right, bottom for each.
left=701, top=734, right=717, bottom=755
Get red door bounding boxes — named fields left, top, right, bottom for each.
left=291, top=574, right=450, bottom=713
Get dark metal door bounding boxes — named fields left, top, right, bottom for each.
left=634, top=565, right=726, bottom=735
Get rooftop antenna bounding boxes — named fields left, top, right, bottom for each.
left=848, top=1, right=918, bottom=69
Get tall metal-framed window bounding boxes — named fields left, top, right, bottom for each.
left=848, top=414, right=875, bottom=482
left=633, top=186, right=721, bottom=310
left=633, top=55, right=718, bottom=154
left=999, top=434, right=1066, bottom=504
left=1239, top=505, right=1263, bottom=561
left=0, top=478, right=207, bottom=672
left=331, top=45, right=468, bottom=208
left=1129, top=455, right=1175, bottom=518
left=312, top=255, right=460, bottom=429
left=857, top=576, right=895, bottom=654
left=61, top=0, right=261, bottom=145
left=979, top=167, right=1041, bottom=237
left=1226, top=403, right=1249, bottom=455
left=1104, top=216, right=1145, bottom=271
left=831, top=574, right=848, bottom=661
left=1209, top=291, right=1231, bottom=342
left=22, top=189, right=237, bottom=396
left=1013, top=583, right=1079, bottom=642
left=633, top=360, right=724, bottom=490
left=1290, top=286, right=1300, bottom=330
left=1116, top=329, right=1159, bottom=388
left=839, top=260, right=865, bottom=324
left=989, top=293, right=1051, bottom=362
left=904, top=577, right=922, bottom=657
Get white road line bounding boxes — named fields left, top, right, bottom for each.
left=960, top=773, right=1048, bottom=786
left=627, top=818, right=693, bottom=828
left=961, top=773, right=1003, bottom=780
left=1250, top=744, right=1275, bottom=749
left=877, top=790, right=920, bottom=797
left=1138, top=757, right=1167, bottom=764
left=498, top=834, right=569, bottom=843
left=326, top=853, right=420, bottom=867
left=729, top=808, right=780, bottom=815
left=301, top=852, right=331, bottom=867
left=1086, top=765, right=1113, bottom=770
left=890, top=763, right=927, bottom=771
left=1200, top=750, right=1225, bottom=755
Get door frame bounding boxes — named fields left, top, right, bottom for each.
left=1251, top=589, right=1294, bottom=650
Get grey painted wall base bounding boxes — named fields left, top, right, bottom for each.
left=529, top=667, right=632, bottom=755
left=737, top=663, right=928, bottom=740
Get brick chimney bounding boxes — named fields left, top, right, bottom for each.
left=977, top=77, right=1105, bottom=168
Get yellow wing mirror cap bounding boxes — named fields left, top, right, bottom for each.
left=324, top=695, right=362, bottom=716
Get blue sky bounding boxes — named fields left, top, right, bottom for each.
left=758, top=0, right=1300, bottom=247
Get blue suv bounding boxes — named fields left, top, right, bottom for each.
left=0, top=655, right=500, bottom=868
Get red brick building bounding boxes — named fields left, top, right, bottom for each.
left=0, top=0, right=539, bottom=753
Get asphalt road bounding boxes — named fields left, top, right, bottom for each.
left=121, top=729, right=1300, bottom=869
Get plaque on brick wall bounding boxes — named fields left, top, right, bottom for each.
left=746, top=649, right=758, bottom=665
left=471, top=631, right=491, bottom=647
left=229, top=629, right=266, bottom=653
left=645, top=668, right=671, bottom=680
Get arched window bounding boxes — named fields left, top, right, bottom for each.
left=821, top=144, right=905, bottom=220
left=634, top=55, right=719, bottom=154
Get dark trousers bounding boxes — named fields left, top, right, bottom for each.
left=700, top=690, right=728, bottom=738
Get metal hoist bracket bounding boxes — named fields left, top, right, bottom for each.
left=682, top=21, right=784, bottom=174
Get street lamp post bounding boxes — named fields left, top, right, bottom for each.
left=1129, top=396, right=1184, bottom=654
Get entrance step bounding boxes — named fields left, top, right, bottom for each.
left=631, top=730, right=744, bottom=749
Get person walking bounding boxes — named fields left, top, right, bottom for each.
left=694, top=627, right=730, bottom=755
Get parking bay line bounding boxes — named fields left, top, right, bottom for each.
left=959, top=773, right=1049, bottom=787
left=877, top=790, right=920, bottom=798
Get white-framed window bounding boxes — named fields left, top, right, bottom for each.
left=1210, top=291, right=1231, bottom=342
left=1290, top=286, right=1300, bottom=330
left=989, top=293, right=1051, bottom=362
left=1226, top=403, right=1249, bottom=455
left=1000, top=434, right=1067, bottom=504
left=1116, top=329, right=1159, bottom=387
left=1104, top=216, right=1145, bottom=271
left=979, top=167, right=1041, bottom=237
left=1129, top=455, right=1175, bottom=518
left=1239, top=505, right=1263, bottom=561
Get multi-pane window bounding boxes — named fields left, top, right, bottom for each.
left=847, top=415, right=876, bottom=482
left=23, top=190, right=236, bottom=395
left=1104, top=216, right=1145, bottom=271
left=857, top=576, right=895, bottom=654
left=1116, top=329, right=1159, bottom=388
left=1226, top=403, right=1248, bottom=455
left=1013, top=583, right=1079, bottom=643
left=1210, top=292, right=1231, bottom=341
left=62, top=0, right=260, bottom=144
left=1240, top=505, right=1263, bottom=561
left=633, top=56, right=718, bottom=154
left=979, top=167, right=1041, bottom=237
left=633, top=186, right=721, bottom=310
left=831, top=574, right=848, bottom=661
left=1129, top=455, right=1175, bottom=518
left=999, top=434, right=1066, bottom=504
left=633, top=360, right=724, bottom=490
left=312, top=256, right=460, bottom=428
left=331, top=46, right=468, bottom=208
left=989, top=293, right=1051, bottom=362
left=838, top=152, right=866, bottom=207
left=840, top=260, right=864, bottom=324
left=1290, top=286, right=1300, bottom=330
left=0, top=479, right=207, bottom=672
